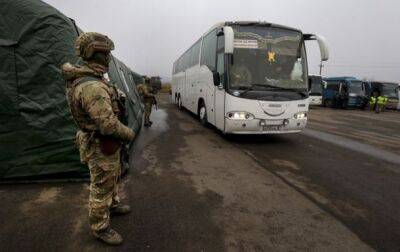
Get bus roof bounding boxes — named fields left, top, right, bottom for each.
left=226, top=21, right=302, bottom=33
left=370, top=81, right=399, bottom=85
left=203, top=21, right=302, bottom=37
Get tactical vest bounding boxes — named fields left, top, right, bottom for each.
left=66, top=76, right=120, bottom=132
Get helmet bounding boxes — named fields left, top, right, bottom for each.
left=75, top=32, right=114, bottom=59
left=144, top=76, right=151, bottom=84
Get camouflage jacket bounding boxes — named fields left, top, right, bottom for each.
left=62, top=63, right=134, bottom=141
left=137, top=83, right=155, bottom=103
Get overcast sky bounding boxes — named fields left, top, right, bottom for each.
left=44, top=0, right=400, bottom=83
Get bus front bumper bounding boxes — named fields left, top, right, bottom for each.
left=224, top=118, right=307, bottom=134
left=309, top=97, right=322, bottom=106
left=386, top=100, right=399, bottom=110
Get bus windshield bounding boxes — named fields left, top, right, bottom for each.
left=348, top=81, right=364, bottom=95
left=229, top=25, right=307, bottom=92
left=381, top=83, right=398, bottom=98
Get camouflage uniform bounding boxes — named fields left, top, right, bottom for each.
left=137, top=79, right=155, bottom=126
left=62, top=33, right=134, bottom=241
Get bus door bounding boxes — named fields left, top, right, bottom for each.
left=180, top=72, right=187, bottom=107
left=186, top=69, right=196, bottom=112
left=214, top=35, right=226, bottom=131
left=338, top=82, right=345, bottom=99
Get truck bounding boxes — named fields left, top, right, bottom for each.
left=322, top=77, right=366, bottom=109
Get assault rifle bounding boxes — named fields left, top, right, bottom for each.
left=112, top=85, right=130, bottom=174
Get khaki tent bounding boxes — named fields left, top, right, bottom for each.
left=0, top=0, right=143, bottom=179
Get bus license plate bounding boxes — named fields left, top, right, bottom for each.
left=263, top=125, right=281, bottom=131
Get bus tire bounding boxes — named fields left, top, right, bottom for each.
left=325, top=99, right=333, bottom=108
left=199, top=102, right=208, bottom=126
left=178, top=96, right=183, bottom=110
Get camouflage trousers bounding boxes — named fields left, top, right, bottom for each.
left=144, top=102, right=152, bottom=124
left=78, top=133, right=122, bottom=233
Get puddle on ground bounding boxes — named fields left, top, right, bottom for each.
left=132, top=109, right=169, bottom=156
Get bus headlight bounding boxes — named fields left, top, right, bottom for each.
left=226, top=111, right=255, bottom=120
left=294, top=112, right=307, bottom=119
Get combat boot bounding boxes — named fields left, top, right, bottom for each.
left=110, top=204, right=131, bottom=216
left=93, top=228, right=123, bottom=245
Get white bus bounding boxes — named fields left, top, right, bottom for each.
left=172, top=21, right=329, bottom=134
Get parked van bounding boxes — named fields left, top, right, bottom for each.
left=322, top=77, right=366, bottom=109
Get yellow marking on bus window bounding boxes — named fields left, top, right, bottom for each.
left=268, top=51, right=276, bottom=63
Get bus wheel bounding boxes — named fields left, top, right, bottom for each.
left=178, top=96, right=183, bottom=110
left=199, top=103, right=207, bottom=126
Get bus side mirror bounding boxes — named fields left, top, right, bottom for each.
left=316, top=35, right=329, bottom=61
left=213, top=71, right=220, bottom=86
left=304, top=34, right=329, bottom=61
left=223, top=26, right=234, bottom=54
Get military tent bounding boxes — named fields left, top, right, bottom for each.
left=0, top=0, right=143, bottom=180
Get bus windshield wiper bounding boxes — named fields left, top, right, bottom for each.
left=240, top=84, right=280, bottom=95
left=274, top=87, right=308, bottom=97
left=276, top=87, right=307, bottom=92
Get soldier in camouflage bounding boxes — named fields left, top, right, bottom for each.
left=137, top=77, right=156, bottom=127
left=62, top=32, right=134, bottom=245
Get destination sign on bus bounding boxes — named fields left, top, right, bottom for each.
left=233, top=39, right=258, bottom=49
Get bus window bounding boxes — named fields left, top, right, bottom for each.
left=216, top=33, right=225, bottom=85
left=326, top=82, right=339, bottom=91
left=183, top=50, right=190, bottom=71
left=201, top=30, right=217, bottom=71
left=347, top=81, right=363, bottom=95
left=190, top=39, right=201, bottom=67
left=217, top=53, right=224, bottom=86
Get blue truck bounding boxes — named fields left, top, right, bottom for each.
left=322, top=77, right=367, bottom=109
